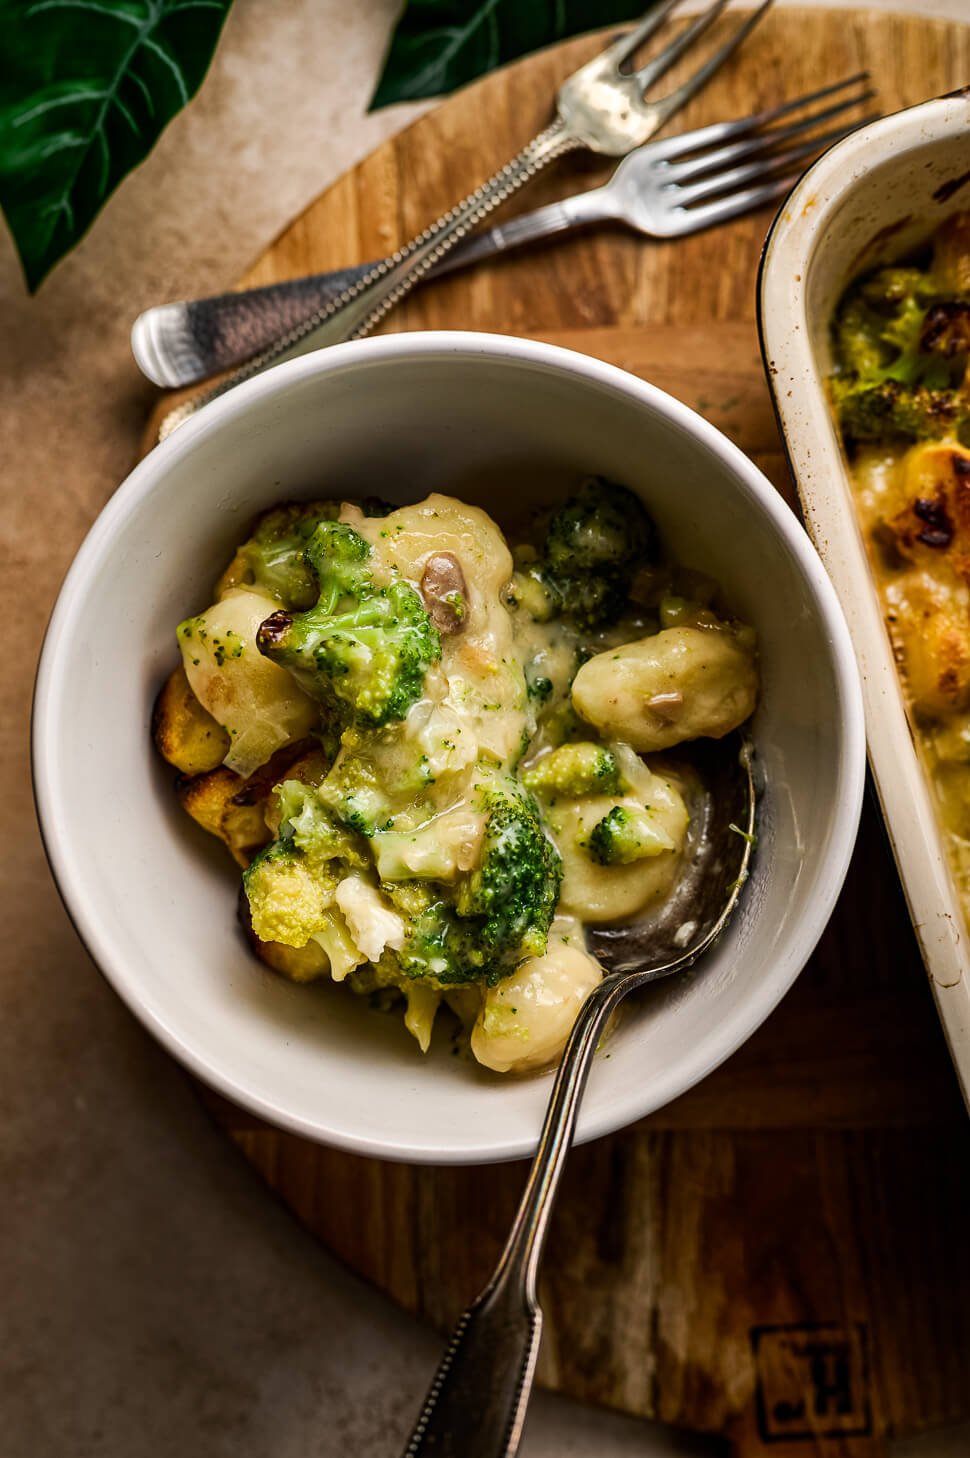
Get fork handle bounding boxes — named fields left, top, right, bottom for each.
left=274, top=120, right=582, bottom=356
left=158, top=120, right=582, bottom=438
left=433, top=184, right=615, bottom=275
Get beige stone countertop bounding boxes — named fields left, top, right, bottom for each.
left=3, top=2, right=970, bottom=1454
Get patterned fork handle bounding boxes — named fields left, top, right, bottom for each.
left=158, top=122, right=580, bottom=438
left=156, top=0, right=777, bottom=437
left=133, top=195, right=591, bottom=391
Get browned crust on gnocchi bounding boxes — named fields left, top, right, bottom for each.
left=176, top=738, right=325, bottom=867
left=152, top=665, right=230, bottom=775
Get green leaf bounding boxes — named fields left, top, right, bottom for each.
left=0, top=0, right=234, bottom=291
left=370, top=0, right=656, bottom=110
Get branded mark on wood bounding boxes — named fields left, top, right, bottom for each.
left=751, top=1322, right=872, bottom=1443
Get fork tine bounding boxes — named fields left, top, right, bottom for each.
left=739, top=71, right=872, bottom=133
left=599, top=0, right=684, bottom=69
left=649, top=0, right=774, bottom=131
left=665, top=86, right=876, bottom=183
left=635, top=0, right=730, bottom=89
left=641, top=71, right=872, bottom=163
left=669, top=116, right=875, bottom=206
left=657, top=172, right=801, bottom=236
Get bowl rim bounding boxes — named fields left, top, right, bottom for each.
left=32, top=330, right=866, bottom=1162
left=756, top=92, right=970, bottom=1109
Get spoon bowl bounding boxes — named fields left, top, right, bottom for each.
left=589, top=730, right=756, bottom=976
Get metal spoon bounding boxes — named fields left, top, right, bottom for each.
left=400, top=729, right=758, bottom=1458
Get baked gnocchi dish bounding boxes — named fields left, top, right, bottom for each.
left=828, top=212, right=970, bottom=901
left=153, top=479, right=758, bottom=1073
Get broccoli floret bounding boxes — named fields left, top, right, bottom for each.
left=233, top=502, right=342, bottom=609
left=244, top=831, right=382, bottom=978
left=228, top=499, right=394, bottom=609
left=834, top=296, right=888, bottom=379
left=243, top=831, right=374, bottom=980
left=861, top=266, right=935, bottom=307
left=546, top=477, right=651, bottom=571
left=830, top=265, right=970, bottom=445
left=274, top=779, right=368, bottom=865
left=319, top=763, right=392, bottom=837
left=257, top=521, right=441, bottom=728
left=357, top=498, right=396, bottom=518
left=510, top=478, right=656, bottom=629
left=828, top=375, right=965, bottom=443
left=246, top=770, right=562, bottom=988
left=243, top=777, right=371, bottom=957
left=394, top=777, right=562, bottom=985
left=509, top=561, right=559, bottom=622
left=587, top=804, right=675, bottom=865
left=546, top=477, right=656, bottom=627
left=526, top=671, right=553, bottom=706
left=395, top=900, right=484, bottom=984
left=457, top=776, right=562, bottom=965
left=243, top=838, right=341, bottom=946
left=396, top=898, right=533, bottom=988
left=522, top=742, right=621, bottom=797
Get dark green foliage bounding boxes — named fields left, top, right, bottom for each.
left=0, top=0, right=234, bottom=291
left=369, top=0, right=656, bottom=110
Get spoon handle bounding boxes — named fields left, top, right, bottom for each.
left=401, top=972, right=628, bottom=1458
left=400, top=1279, right=542, bottom=1458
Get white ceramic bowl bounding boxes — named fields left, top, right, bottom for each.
left=33, top=333, right=865, bottom=1163
left=759, top=92, right=970, bottom=1106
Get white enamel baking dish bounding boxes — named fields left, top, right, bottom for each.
left=759, top=90, right=970, bottom=1104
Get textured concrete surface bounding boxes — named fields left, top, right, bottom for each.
left=3, top=1, right=970, bottom=1455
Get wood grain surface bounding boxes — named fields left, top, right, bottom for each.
left=145, top=9, right=970, bottom=1455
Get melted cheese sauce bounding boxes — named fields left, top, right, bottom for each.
left=849, top=440, right=970, bottom=903
left=173, top=491, right=759, bottom=1073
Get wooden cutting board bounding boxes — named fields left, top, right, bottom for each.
left=143, top=10, right=970, bottom=1455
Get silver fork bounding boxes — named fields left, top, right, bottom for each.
left=134, top=73, right=873, bottom=391
left=155, top=0, right=774, bottom=438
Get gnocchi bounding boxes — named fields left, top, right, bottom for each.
left=547, top=773, right=688, bottom=923
left=571, top=624, right=758, bottom=753
left=156, top=480, right=758, bottom=1076
left=178, top=587, right=317, bottom=777
left=471, top=926, right=603, bottom=1074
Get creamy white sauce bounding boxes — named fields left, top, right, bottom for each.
left=180, top=491, right=762, bottom=1073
